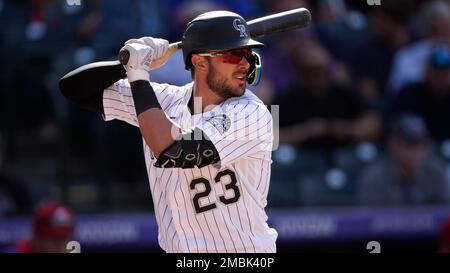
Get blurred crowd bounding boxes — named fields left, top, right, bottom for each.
left=4, top=202, right=76, bottom=253
left=1, top=0, right=450, bottom=217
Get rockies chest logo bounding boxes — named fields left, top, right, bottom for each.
left=233, top=19, right=248, bottom=37
left=206, top=114, right=231, bottom=135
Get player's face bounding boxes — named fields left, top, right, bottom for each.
left=205, top=48, right=251, bottom=99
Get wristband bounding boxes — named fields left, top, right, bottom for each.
left=130, top=80, right=161, bottom=115
left=126, top=69, right=150, bottom=82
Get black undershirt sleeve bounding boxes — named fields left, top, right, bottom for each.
left=59, top=61, right=126, bottom=113
left=129, top=80, right=161, bottom=115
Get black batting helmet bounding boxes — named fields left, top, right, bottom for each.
left=182, top=10, right=264, bottom=70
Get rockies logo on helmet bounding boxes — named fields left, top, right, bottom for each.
left=233, top=19, right=248, bottom=37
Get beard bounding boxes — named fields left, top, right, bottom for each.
left=206, top=62, right=246, bottom=100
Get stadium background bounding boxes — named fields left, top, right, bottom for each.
left=0, top=0, right=449, bottom=252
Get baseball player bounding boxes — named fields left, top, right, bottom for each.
left=59, top=11, right=277, bottom=253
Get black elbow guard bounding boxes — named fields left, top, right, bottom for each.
left=154, top=128, right=220, bottom=169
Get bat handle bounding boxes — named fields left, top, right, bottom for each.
left=118, top=41, right=183, bottom=68
left=118, top=49, right=130, bottom=66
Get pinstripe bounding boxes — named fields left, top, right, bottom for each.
left=261, top=161, right=270, bottom=199
left=103, top=106, right=132, bottom=115
left=256, top=159, right=265, bottom=192
left=205, top=101, right=252, bottom=139
left=221, top=140, right=263, bottom=165
left=165, top=95, right=185, bottom=113
left=179, top=172, right=199, bottom=252
left=103, top=97, right=135, bottom=108
left=202, top=213, right=218, bottom=252
left=214, top=105, right=260, bottom=146
left=234, top=201, right=256, bottom=252
left=226, top=205, right=247, bottom=253
left=210, top=102, right=253, bottom=142
left=198, top=168, right=219, bottom=252
left=206, top=167, right=228, bottom=252
left=218, top=209, right=238, bottom=252
left=152, top=169, right=166, bottom=249
left=106, top=113, right=137, bottom=125
left=163, top=167, right=177, bottom=252
left=161, top=204, right=169, bottom=250
left=260, top=153, right=271, bottom=198
left=184, top=170, right=209, bottom=252
left=233, top=168, right=256, bottom=252
left=159, top=86, right=172, bottom=108
left=174, top=168, right=190, bottom=252
left=159, top=169, right=173, bottom=250
left=216, top=113, right=271, bottom=154
left=105, top=87, right=131, bottom=96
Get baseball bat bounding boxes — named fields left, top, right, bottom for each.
left=118, top=7, right=311, bottom=67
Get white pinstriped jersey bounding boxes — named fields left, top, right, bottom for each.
left=102, top=79, right=277, bottom=253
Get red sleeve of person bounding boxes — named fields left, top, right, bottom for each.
left=441, top=217, right=450, bottom=253
left=14, top=202, right=75, bottom=253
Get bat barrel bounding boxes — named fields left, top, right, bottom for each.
left=119, top=8, right=311, bottom=65
left=248, top=8, right=311, bottom=38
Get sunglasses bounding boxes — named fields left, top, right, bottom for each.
left=197, top=48, right=252, bottom=64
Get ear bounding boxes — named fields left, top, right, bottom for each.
left=192, top=55, right=208, bottom=72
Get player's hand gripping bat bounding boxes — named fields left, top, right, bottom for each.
left=118, top=7, right=312, bottom=67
